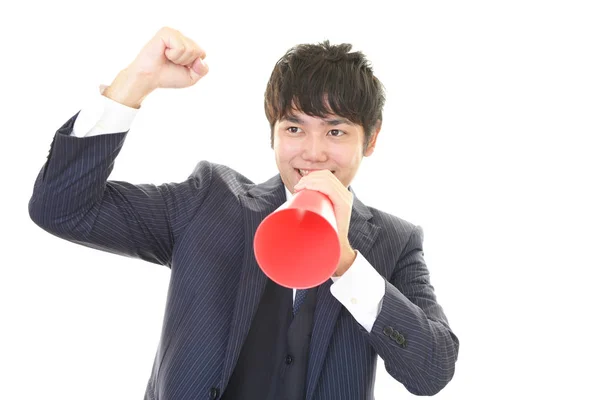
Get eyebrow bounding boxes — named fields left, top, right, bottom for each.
left=282, top=114, right=352, bottom=126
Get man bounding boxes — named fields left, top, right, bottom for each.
left=29, top=27, right=458, bottom=399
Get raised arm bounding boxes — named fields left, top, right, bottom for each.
left=29, top=27, right=210, bottom=267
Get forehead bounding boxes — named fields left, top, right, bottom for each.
left=280, top=111, right=355, bottom=127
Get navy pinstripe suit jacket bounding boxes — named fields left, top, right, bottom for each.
left=29, top=112, right=459, bottom=399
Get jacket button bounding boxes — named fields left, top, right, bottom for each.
left=285, top=355, right=294, bottom=365
left=395, top=334, right=406, bottom=346
left=383, top=326, right=393, bottom=336
left=390, top=330, right=400, bottom=340
left=209, top=387, right=220, bottom=399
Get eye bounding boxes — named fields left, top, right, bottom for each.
left=286, top=126, right=301, bottom=134
left=328, top=129, right=345, bottom=137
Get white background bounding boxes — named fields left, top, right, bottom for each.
left=1, top=0, right=599, bottom=399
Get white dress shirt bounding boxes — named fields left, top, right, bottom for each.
left=71, top=84, right=385, bottom=332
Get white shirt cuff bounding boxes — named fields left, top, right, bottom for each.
left=72, top=84, right=139, bottom=137
left=330, top=250, right=385, bottom=333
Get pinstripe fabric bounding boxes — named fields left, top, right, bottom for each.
left=29, top=112, right=459, bottom=399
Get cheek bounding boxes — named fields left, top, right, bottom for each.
left=273, top=135, right=284, bottom=157
left=275, top=139, right=301, bottom=160
left=331, top=147, right=361, bottom=168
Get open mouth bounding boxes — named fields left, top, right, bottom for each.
left=296, top=169, right=335, bottom=178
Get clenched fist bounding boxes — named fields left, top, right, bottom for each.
left=105, top=27, right=209, bottom=108
left=130, top=26, right=209, bottom=89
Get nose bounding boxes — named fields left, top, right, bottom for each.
left=301, top=135, right=328, bottom=163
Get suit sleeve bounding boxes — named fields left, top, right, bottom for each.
left=28, top=112, right=214, bottom=267
left=365, top=225, right=459, bottom=396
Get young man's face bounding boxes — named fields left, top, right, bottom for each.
left=273, top=110, right=380, bottom=194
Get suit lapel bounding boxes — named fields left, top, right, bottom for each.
left=305, top=194, right=381, bottom=400
left=220, top=174, right=286, bottom=388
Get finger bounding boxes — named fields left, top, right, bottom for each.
left=296, top=172, right=335, bottom=189
left=177, top=32, right=207, bottom=61
left=295, top=178, right=333, bottom=197
left=186, top=37, right=206, bottom=60
left=296, top=178, right=352, bottom=207
left=179, top=36, right=203, bottom=66
left=164, top=33, right=187, bottom=63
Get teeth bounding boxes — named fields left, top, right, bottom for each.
left=298, top=169, right=334, bottom=176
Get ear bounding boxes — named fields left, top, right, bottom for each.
left=364, top=120, right=382, bottom=157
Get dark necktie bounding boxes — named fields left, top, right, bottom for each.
left=293, top=289, right=309, bottom=316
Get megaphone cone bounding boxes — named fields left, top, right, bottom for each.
left=254, top=190, right=341, bottom=289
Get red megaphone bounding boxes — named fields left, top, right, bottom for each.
left=253, top=189, right=341, bottom=289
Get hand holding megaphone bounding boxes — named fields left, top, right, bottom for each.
left=254, top=170, right=355, bottom=289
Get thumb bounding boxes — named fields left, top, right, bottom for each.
left=190, top=57, right=209, bottom=82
